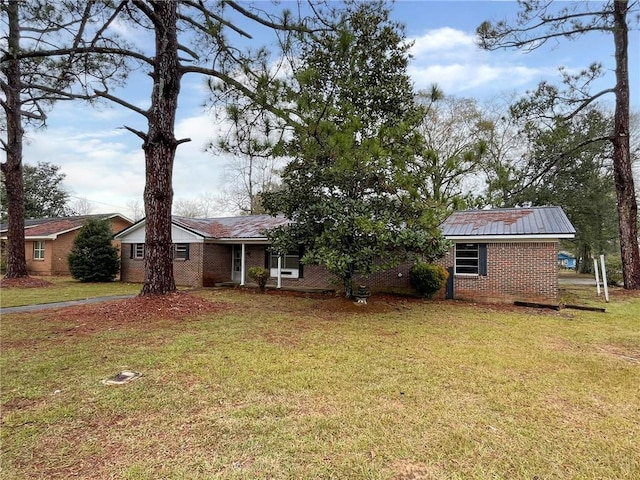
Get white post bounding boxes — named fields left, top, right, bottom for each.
left=277, top=255, right=282, bottom=289
left=600, top=254, right=609, bottom=302
left=240, top=243, right=246, bottom=286
left=594, top=257, right=601, bottom=296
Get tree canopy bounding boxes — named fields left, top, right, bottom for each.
left=262, top=1, right=450, bottom=297
left=477, top=0, right=640, bottom=288
left=0, top=161, right=70, bottom=221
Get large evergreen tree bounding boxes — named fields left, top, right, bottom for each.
left=68, top=218, right=120, bottom=282
left=262, top=2, right=449, bottom=297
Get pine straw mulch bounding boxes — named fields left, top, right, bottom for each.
left=40, top=292, right=229, bottom=336
left=0, top=276, right=53, bottom=288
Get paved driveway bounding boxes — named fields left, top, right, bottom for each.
left=0, top=295, right=135, bottom=315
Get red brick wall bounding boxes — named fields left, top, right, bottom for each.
left=436, top=241, right=559, bottom=304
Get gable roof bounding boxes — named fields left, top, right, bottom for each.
left=114, top=214, right=290, bottom=241
left=0, top=214, right=132, bottom=240
left=440, top=206, right=575, bottom=240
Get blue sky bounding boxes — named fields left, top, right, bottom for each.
left=20, top=1, right=639, bottom=218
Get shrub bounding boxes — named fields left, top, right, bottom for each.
left=68, top=219, right=120, bottom=282
left=247, top=266, right=269, bottom=293
left=409, top=262, right=448, bottom=299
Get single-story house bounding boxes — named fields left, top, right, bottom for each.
left=115, top=206, right=576, bottom=304
left=0, top=214, right=132, bottom=276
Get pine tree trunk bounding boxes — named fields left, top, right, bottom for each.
left=140, top=0, right=181, bottom=296
left=612, top=1, right=640, bottom=289
left=1, top=1, right=29, bottom=279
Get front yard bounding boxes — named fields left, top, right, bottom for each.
left=1, top=284, right=639, bottom=479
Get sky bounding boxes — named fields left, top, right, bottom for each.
left=18, top=0, right=640, bottom=219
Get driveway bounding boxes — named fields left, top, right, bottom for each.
left=0, top=295, right=136, bottom=315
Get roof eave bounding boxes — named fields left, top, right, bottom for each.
left=445, top=233, right=575, bottom=242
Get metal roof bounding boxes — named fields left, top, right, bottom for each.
left=172, top=215, right=290, bottom=239
left=440, top=207, right=576, bottom=238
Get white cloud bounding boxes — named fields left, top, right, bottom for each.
left=407, top=27, right=560, bottom=97
left=409, top=27, right=476, bottom=58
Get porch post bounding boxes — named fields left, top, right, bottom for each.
left=277, top=255, right=282, bottom=289
left=240, top=243, right=246, bottom=286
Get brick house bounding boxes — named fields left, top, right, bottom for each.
left=0, top=214, right=132, bottom=276
left=115, top=207, right=575, bottom=304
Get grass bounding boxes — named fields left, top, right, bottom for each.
left=1, top=285, right=639, bottom=479
left=0, top=276, right=142, bottom=308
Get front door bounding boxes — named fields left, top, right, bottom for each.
left=232, top=246, right=242, bottom=283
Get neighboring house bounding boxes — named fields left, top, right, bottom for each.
left=115, top=206, right=576, bottom=305
left=0, top=214, right=132, bottom=276
left=558, top=251, right=576, bottom=269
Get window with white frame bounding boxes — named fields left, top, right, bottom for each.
left=455, top=243, right=487, bottom=276
left=33, top=241, right=45, bottom=260
left=455, top=243, right=479, bottom=275
left=174, top=243, right=189, bottom=260
left=132, top=243, right=145, bottom=260
left=269, top=251, right=301, bottom=278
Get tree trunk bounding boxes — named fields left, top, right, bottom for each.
left=1, top=1, right=29, bottom=278
left=140, top=0, right=181, bottom=296
left=612, top=1, right=640, bottom=289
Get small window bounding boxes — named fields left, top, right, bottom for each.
left=33, top=241, right=45, bottom=260
left=174, top=243, right=189, bottom=260
left=455, top=243, right=479, bottom=275
left=455, top=243, right=487, bottom=276
left=132, top=243, right=145, bottom=260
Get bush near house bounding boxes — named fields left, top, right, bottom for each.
left=68, top=218, right=120, bottom=282
left=409, top=262, right=448, bottom=298
left=247, top=266, right=269, bottom=292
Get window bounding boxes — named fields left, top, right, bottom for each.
left=33, top=241, right=45, bottom=260
left=268, top=250, right=302, bottom=278
left=455, top=243, right=487, bottom=276
left=174, top=243, right=190, bottom=260
left=132, top=243, right=145, bottom=260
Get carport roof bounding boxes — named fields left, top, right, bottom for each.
left=440, top=206, right=576, bottom=239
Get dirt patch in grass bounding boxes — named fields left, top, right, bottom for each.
left=40, top=292, right=228, bottom=336
left=599, top=344, right=640, bottom=364
left=0, top=276, right=53, bottom=288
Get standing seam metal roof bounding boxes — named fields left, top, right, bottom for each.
left=440, top=206, right=576, bottom=237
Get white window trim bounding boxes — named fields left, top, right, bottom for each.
left=33, top=240, right=45, bottom=260
left=133, top=243, right=145, bottom=260
left=455, top=243, right=479, bottom=276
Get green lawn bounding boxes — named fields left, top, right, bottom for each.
left=1, top=285, right=638, bottom=479
left=0, top=276, right=142, bottom=308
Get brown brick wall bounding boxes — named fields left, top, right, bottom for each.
left=121, top=240, right=560, bottom=304
left=25, top=240, right=52, bottom=275
left=203, top=244, right=232, bottom=286
left=436, top=242, right=559, bottom=304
